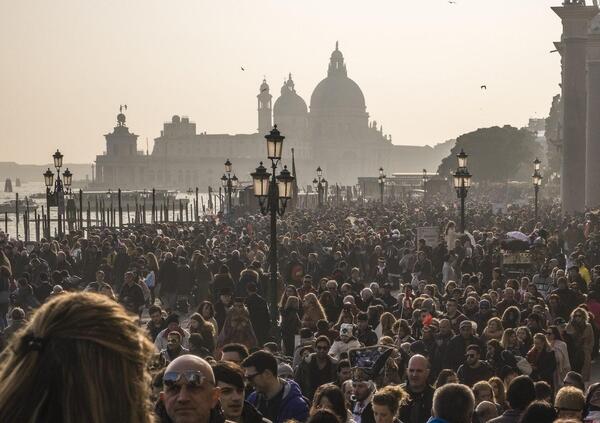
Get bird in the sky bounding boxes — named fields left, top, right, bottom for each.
left=241, top=66, right=245, bottom=71
left=480, top=85, right=487, bottom=90
left=448, top=0, right=457, bottom=4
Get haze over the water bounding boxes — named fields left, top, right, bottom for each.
left=0, top=0, right=560, bottom=164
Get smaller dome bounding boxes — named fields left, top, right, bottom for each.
left=172, top=115, right=180, bottom=123
left=273, top=74, right=308, bottom=116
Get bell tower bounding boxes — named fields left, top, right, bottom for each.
left=257, top=79, right=272, bottom=134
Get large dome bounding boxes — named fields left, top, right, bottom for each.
left=274, top=74, right=308, bottom=116
left=310, top=43, right=366, bottom=113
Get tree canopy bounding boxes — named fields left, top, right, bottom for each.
left=437, top=125, right=542, bottom=183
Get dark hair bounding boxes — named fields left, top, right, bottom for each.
left=466, top=344, right=481, bottom=355
left=316, top=319, right=330, bottom=331
left=242, top=350, right=278, bottom=377
left=222, top=343, right=249, bottom=361
left=213, top=361, right=245, bottom=390
left=337, top=359, right=350, bottom=373
left=534, top=381, right=552, bottom=401
left=311, top=384, right=347, bottom=423
left=315, top=335, right=331, bottom=348
left=435, top=369, right=458, bottom=389
left=518, top=400, right=557, bottom=423
left=356, top=312, right=368, bottom=322
left=507, top=376, right=536, bottom=410
left=148, top=305, right=162, bottom=315
left=546, top=325, right=562, bottom=342
left=432, top=383, right=475, bottom=423
left=308, top=409, right=340, bottom=423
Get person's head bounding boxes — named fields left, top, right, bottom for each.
left=311, top=384, right=348, bottom=423
left=534, top=380, right=553, bottom=403
left=518, top=401, right=558, bottom=423
left=475, top=401, right=498, bottom=422
left=434, top=369, right=458, bottom=388
left=221, top=343, right=249, bottom=365
left=431, top=383, right=475, bottom=423
left=337, top=359, right=352, bottom=384
left=459, top=320, right=473, bottom=339
left=241, top=350, right=278, bottom=394
left=341, top=380, right=353, bottom=406
left=356, top=312, right=369, bottom=330
left=532, top=333, right=550, bottom=352
left=555, top=386, right=585, bottom=420
left=570, top=307, right=589, bottom=326
left=438, top=318, right=452, bottom=336
left=0, top=292, right=155, bottom=423
left=166, top=313, right=181, bottom=333
left=506, top=375, right=536, bottom=411
left=563, top=371, right=585, bottom=392
left=161, top=355, right=220, bottom=423
left=10, top=307, right=25, bottom=322
left=308, top=409, right=340, bottom=423
left=465, top=344, right=481, bottom=366
left=213, top=361, right=245, bottom=421
left=472, top=381, right=494, bottom=405
left=168, top=331, right=183, bottom=351
left=372, top=385, right=408, bottom=423
left=351, top=379, right=374, bottom=403
left=315, top=336, right=331, bottom=360
left=407, top=354, right=430, bottom=390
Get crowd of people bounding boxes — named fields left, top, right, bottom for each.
left=1, top=198, right=600, bottom=422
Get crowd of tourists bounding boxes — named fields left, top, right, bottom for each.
left=1, top=198, right=600, bottom=423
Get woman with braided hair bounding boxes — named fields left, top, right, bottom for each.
left=0, top=292, right=156, bottom=423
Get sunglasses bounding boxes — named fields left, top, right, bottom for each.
left=163, top=371, right=210, bottom=391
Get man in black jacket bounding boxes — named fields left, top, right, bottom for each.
left=245, top=282, right=271, bottom=345
left=159, top=252, right=178, bottom=311
left=356, top=312, right=377, bottom=346
left=119, top=271, right=145, bottom=314
left=399, top=355, right=435, bottom=423
left=445, top=320, right=484, bottom=370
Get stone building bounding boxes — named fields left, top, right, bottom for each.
left=94, top=43, right=448, bottom=190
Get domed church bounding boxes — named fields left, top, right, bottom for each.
left=94, top=43, right=442, bottom=189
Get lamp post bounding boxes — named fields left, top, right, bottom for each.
left=532, top=158, right=543, bottom=221
left=378, top=167, right=386, bottom=203
left=221, top=159, right=239, bottom=218
left=42, top=149, right=72, bottom=239
left=452, top=149, right=472, bottom=233
left=422, top=168, right=428, bottom=199
left=312, top=166, right=327, bottom=208
left=251, top=125, right=295, bottom=336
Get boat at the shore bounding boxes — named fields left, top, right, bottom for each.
left=0, top=199, right=38, bottom=214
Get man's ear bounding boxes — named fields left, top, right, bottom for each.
left=212, top=386, right=221, bottom=408
left=159, top=391, right=165, bottom=402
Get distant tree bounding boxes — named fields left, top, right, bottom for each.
left=437, top=125, right=542, bottom=183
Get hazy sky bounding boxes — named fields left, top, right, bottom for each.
left=0, top=0, right=563, bottom=164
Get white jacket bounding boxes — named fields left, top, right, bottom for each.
left=329, top=338, right=361, bottom=360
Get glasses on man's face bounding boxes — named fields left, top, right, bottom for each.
left=163, top=371, right=210, bottom=393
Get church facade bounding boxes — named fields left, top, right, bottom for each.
left=94, top=43, right=445, bottom=190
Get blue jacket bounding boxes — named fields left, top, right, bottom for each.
left=247, top=379, right=310, bottom=423
left=426, top=418, right=449, bottom=423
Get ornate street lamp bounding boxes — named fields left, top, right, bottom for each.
left=251, top=125, right=295, bottom=336
left=378, top=167, right=386, bottom=203
left=222, top=159, right=238, bottom=218
left=532, top=158, right=543, bottom=221
left=422, top=168, right=428, bottom=198
left=313, top=166, right=327, bottom=208
left=42, top=150, right=70, bottom=239
left=453, top=149, right=472, bottom=233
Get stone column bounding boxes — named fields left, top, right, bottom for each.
left=586, top=14, right=600, bottom=207
left=552, top=5, right=598, bottom=214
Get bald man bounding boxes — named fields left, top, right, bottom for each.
left=161, top=354, right=221, bottom=423
left=399, top=355, right=435, bottom=423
